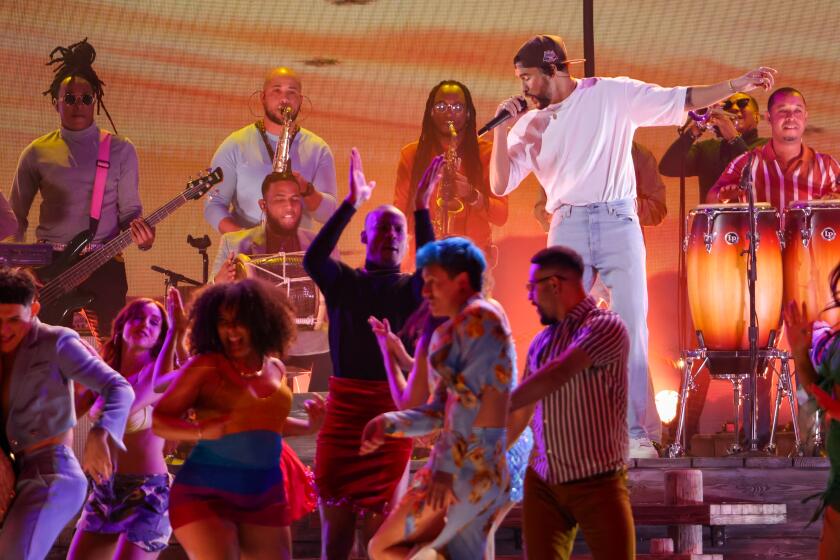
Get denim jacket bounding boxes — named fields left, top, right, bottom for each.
left=5, top=319, right=134, bottom=454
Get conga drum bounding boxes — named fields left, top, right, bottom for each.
left=685, top=203, right=784, bottom=351
left=784, top=200, right=840, bottom=326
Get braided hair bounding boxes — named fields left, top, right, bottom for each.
left=42, top=38, right=118, bottom=134
left=409, top=80, right=483, bottom=212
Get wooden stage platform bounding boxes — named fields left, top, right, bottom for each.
left=47, top=395, right=830, bottom=559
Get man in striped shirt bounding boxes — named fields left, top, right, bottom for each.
left=708, top=87, right=840, bottom=207
left=508, top=246, right=634, bottom=560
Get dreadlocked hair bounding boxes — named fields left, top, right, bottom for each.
left=409, top=80, right=484, bottom=212
left=42, top=38, right=118, bottom=134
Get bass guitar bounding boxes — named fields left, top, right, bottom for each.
left=36, top=168, right=223, bottom=326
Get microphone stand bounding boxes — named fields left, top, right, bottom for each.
left=187, top=234, right=212, bottom=284
left=740, top=151, right=761, bottom=453
left=151, top=265, right=202, bottom=293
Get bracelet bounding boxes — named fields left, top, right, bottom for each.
left=728, top=79, right=736, bottom=93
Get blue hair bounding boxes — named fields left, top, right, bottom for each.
left=416, top=237, right=486, bottom=292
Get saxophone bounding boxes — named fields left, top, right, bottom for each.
left=272, top=105, right=295, bottom=178
left=434, top=121, right=465, bottom=237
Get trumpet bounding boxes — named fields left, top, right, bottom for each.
left=273, top=105, right=295, bottom=177
left=686, top=105, right=740, bottom=137
left=434, top=121, right=465, bottom=237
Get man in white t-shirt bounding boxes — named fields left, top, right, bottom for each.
left=490, top=34, right=776, bottom=458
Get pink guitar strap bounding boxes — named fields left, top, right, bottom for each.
left=89, top=129, right=112, bottom=237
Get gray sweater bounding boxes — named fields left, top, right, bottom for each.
left=10, top=123, right=142, bottom=244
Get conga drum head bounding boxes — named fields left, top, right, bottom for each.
left=784, top=200, right=840, bottom=325
left=235, top=252, right=321, bottom=330
left=685, top=204, right=783, bottom=351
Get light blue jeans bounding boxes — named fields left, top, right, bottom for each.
left=549, top=199, right=660, bottom=441
left=0, top=444, right=88, bottom=560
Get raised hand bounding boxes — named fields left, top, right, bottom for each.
left=732, top=67, right=777, bottom=92
left=346, top=147, right=376, bottom=209
left=415, top=155, right=445, bottom=211
left=166, top=286, right=187, bottom=334
left=369, top=316, right=413, bottom=371
left=783, top=301, right=814, bottom=355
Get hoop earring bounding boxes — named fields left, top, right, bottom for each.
left=248, top=90, right=265, bottom=119
left=296, top=94, right=314, bottom=125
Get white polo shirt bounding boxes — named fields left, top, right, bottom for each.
left=504, top=76, right=686, bottom=210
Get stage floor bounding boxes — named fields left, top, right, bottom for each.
left=46, top=394, right=830, bottom=559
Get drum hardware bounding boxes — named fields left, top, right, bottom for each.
left=737, top=151, right=763, bottom=454
left=666, top=337, right=803, bottom=458
left=234, top=252, right=322, bottom=329
left=812, top=409, right=825, bottom=457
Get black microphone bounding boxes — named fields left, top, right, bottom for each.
left=739, top=151, right=756, bottom=191
left=478, top=98, right=528, bottom=136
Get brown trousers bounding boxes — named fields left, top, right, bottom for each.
left=522, top=467, right=635, bottom=560
left=819, top=504, right=840, bottom=560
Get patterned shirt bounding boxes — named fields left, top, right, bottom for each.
left=384, top=295, right=515, bottom=474
left=524, top=296, right=629, bottom=484
left=708, top=140, right=840, bottom=209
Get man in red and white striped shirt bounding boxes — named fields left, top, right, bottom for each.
left=708, top=87, right=840, bottom=208
left=508, top=246, right=634, bottom=560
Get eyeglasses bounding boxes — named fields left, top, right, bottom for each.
left=432, top=101, right=465, bottom=114
left=526, top=274, right=566, bottom=292
left=722, top=98, right=751, bottom=112
left=62, top=93, right=94, bottom=106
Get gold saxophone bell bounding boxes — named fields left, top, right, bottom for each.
left=272, top=105, right=295, bottom=177
left=434, top=121, right=465, bottom=237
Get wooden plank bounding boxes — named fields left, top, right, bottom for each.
left=636, top=458, right=693, bottom=469
left=572, top=555, right=723, bottom=560
left=744, top=457, right=793, bottom=469
left=691, top=457, right=744, bottom=469
left=633, top=503, right=786, bottom=526
left=793, top=456, right=830, bottom=469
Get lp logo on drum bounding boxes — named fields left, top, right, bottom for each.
left=724, top=231, right=740, bottom=245
left=822, top=227, right=837, bottom=242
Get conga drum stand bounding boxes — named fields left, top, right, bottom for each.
left=667, top=339, right=803, bottom=458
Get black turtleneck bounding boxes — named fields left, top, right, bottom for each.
left=304, top=201, right=434, bottom=380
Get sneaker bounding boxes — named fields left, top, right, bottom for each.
left=628, top=437, right=659, bottom=459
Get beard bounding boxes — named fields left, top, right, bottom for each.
left=538, top=309, right=557, bottom=325
left=266, top=215, right=301, bottom=234
left=529, top=94, right=551, bottom=109
left=264, top=104, right=299, bottom=125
